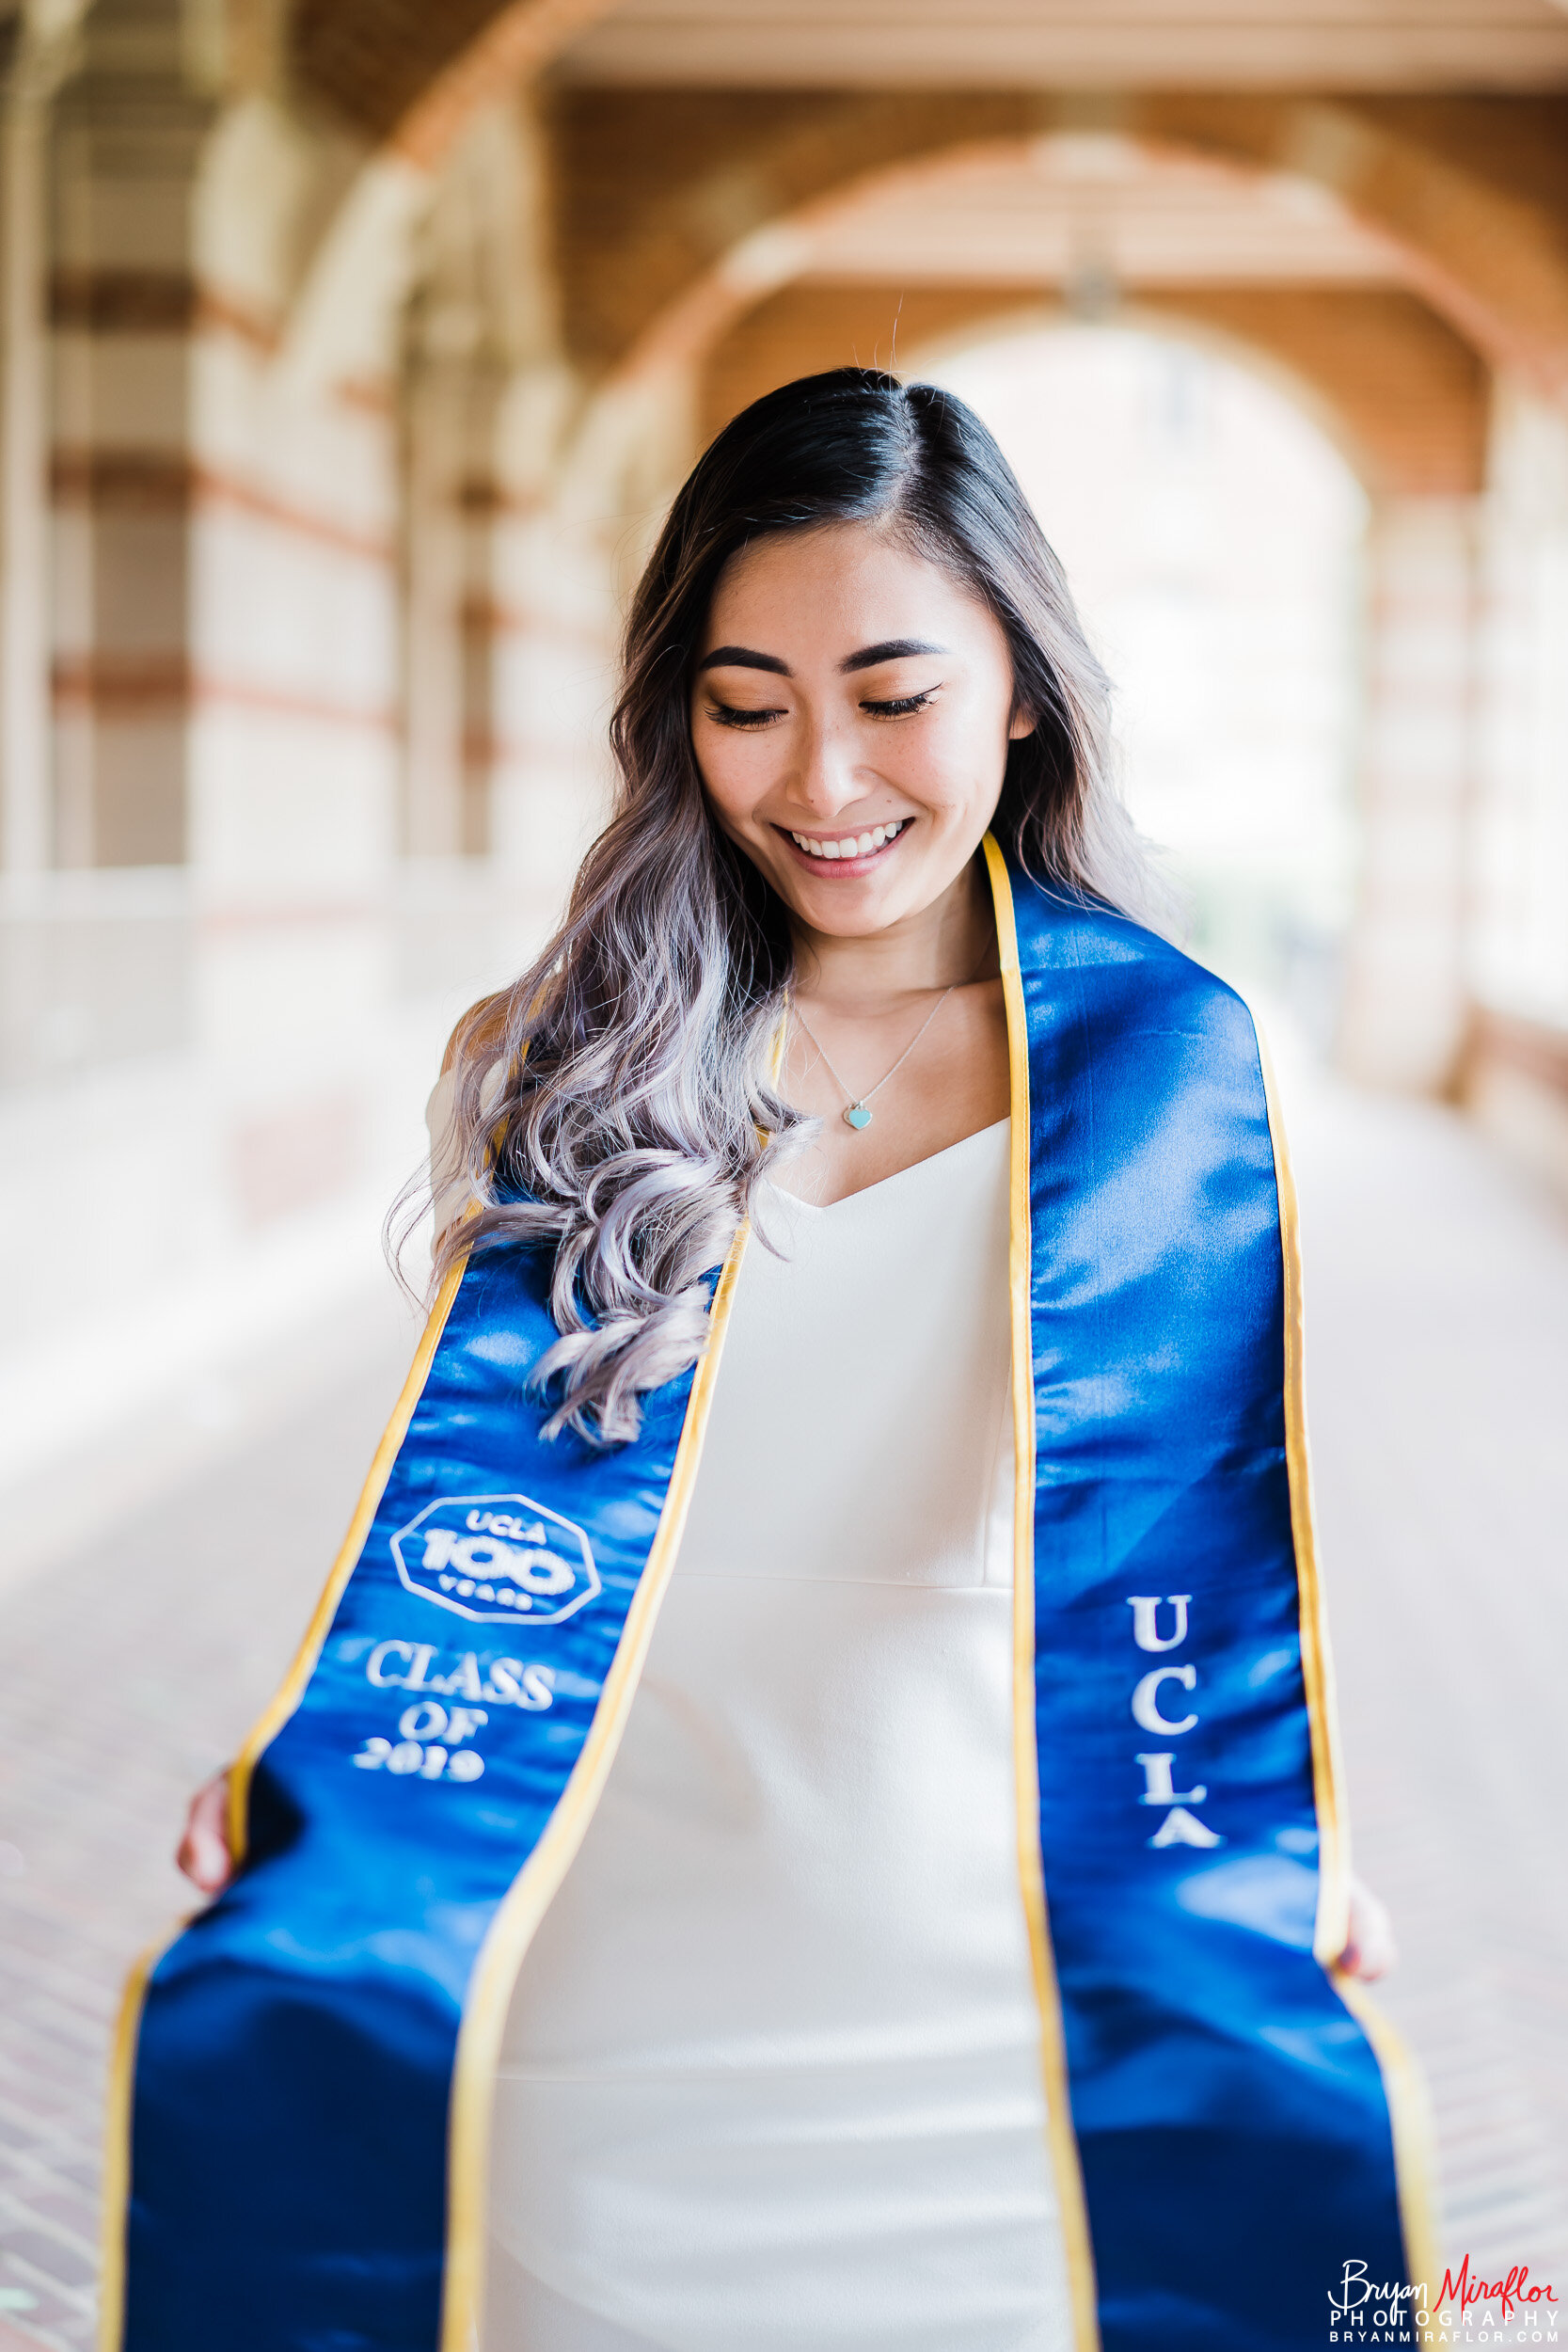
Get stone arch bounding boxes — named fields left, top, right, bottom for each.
left=271, top=0, right=623, bottom=391
left=270, top=26, right=1568, bottom=407
left=546, top=123, right=1490, bottom=527
left=544, top=118, right=1506, bottom=1104
left=257, top=23, right=1568, bottom=1115
left=551, top=90, right=1568, bottom=397
left=697, top=280, right=1487, bottom=501
left=293, top=0, right=618, bottom=164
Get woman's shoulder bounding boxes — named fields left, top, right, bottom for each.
left=428, top=991, right=515, bottom=1129
left=426, top=993, right=516, bottom=1228
left=438, top=989, right=513, bottom=1077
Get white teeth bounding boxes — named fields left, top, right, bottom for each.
left=789, top=818, right=908, bottom=859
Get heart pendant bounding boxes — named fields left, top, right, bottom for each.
left=844, top=1104, right=873, bottom=1130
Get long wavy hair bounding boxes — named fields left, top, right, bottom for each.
left=428, top=367, right=1158, bottom=1441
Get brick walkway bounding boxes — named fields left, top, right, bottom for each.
left=1, top=1062, right=1564, bottom=2342
left=0, top=1297, right=418, bottom=2347
left=1284, top=1061, right=1568, bottom=2281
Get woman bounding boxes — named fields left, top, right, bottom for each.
left=142, top=369, right=1418, bottom=2352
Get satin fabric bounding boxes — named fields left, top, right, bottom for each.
left=115, top=1241, right=715, bottom=2352
left=108, top=850, right=1418, bottom=2352
left=1005, top=873, right=1409, bottom=2345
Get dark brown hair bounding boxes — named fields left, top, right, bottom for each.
left=433, top=369, right=1153, bottom=1439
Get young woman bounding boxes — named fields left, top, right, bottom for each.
left=149, top=370, right=1415, bottom=2352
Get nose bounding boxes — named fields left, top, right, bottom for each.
left=788, top=709, right=868, bottom=819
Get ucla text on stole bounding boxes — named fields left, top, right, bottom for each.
left=1128, top=1592, right=1226, bottom=1849
left=339, top=1502, right=583, bottom=1784
left=353, top=1642, right=556, bottom=1787
left=343, top=1547, right=1221, bottom=1833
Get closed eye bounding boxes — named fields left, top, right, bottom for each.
left=706, top=701, right=785, bottom=729
left=861, top=689, right=939, bottom=718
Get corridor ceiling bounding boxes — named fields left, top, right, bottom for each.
left=557, top=0, right=1568, bottom=88
left=281, top=0, right=1568, bottom=494
left=292, top=0, right=1568, bottom=148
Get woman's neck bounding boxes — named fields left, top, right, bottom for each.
left=788, top=856, right=996, bottom=1011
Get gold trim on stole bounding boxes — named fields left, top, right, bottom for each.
left=438, top=1215, right=753, bottom=2352
left=1248, top=1009, right=1442, bottom=2295
left=227, top=1251, right=475, bottom=1866
left=980, top=834, right=1103, bottom=2352
left=95, top=1250, right=476, bottom=2352
left=95, top=1214, right=754, bottom=2352
left=96, top=1942, right=161, bottom=2351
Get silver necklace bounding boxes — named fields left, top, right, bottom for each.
left=792, top=984, right=958, bottom=1133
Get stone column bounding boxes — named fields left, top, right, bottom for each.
left=1472, top=386, right=1568, bottom=1031
left=47, top=0, right=213, bottom=867
left=0, top=26, right=54, bottom=872
left=400, top=335, right=505, bottom=858
left=1461, top=383, right=1568, bottom=1194
left=1338, top=494, right=1481, bottom=1092
left=400, top=93, right=622, bottom=905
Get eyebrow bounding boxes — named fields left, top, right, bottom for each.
left=696, top=644, right=789, bottom=675
left=696, top=637, right=948, bottom=677
left=841, top=638, right=947, bottom=673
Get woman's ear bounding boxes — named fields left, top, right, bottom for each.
left=1008, top=704, right=1037, bottom=741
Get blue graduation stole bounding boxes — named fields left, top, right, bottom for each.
left=103, top=841, right=1435, bottom=2352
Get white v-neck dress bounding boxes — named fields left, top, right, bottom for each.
left=426, top=1091, right=1071, bottom=2350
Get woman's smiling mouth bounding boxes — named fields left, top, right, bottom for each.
left=780, top=818, right=911, bottom=868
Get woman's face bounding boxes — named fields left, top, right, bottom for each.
left=691, top=522, right=1031, bottom=939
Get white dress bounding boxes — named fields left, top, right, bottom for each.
left=422, top=1086, right=1071, bottom=2351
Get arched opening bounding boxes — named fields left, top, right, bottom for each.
left=566, top=125, right=1495, bottom=1093
left=923, top=320, right=1370, bottom=1041
left=3, top=13, right=1568, bottom=2320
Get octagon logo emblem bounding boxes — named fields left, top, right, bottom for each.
left=389, top=1493, right=600, bottom=1627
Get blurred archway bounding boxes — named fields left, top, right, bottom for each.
left=1, top=0, right=1566, bottom=1519
left=922, top=321, right=1369, bottom=1041
left=3, top=12, right=1568, bottom=2328
left=574, top=122, right=1497, bottom=1094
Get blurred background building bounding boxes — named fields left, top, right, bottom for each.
left=1, top=3, right=1567, bottom=2343
left=2, top=0, right=1568, bottom=1492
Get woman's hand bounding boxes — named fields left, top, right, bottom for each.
left=170, top=1758, right=1399, bottom=1981
left=1341, top=1874, right=1397, bottom=1981
left=177, top=1771, right=234, bottom=1897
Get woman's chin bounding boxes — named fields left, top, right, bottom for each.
left=776, top=867, right=915, bottom=935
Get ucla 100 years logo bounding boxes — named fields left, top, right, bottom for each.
left=390, top=1493, right=600, bottom=1627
